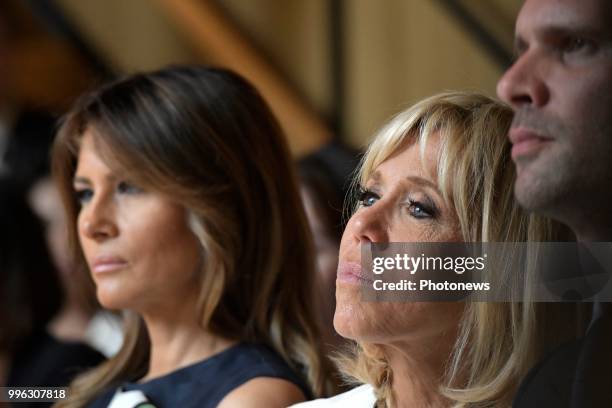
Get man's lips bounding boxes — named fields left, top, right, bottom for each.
left=337, top=261, right=372, bottom=284
left=509, top=128, right=553, bottom=160
left=91, top=256, right=128, bottom=274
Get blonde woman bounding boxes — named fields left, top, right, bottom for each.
left=51, top=66, right=331, bottom=407
left=294, top=92, right=588, bottom=407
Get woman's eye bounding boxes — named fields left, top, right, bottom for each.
left=74, top=188, right=93, bottom=204
left=407, top=200, right=434, bottom=219
left=117, top=181, right=142, bottom=194
left=358, top=188, right=380, bottom=208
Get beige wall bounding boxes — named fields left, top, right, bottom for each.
left=219, top=0, right=332, bottom=118
left=52, top=0, right=521, bottom=152
left=56, top=0, right=197, bottom=73
left=459, top=0, right=520, bottom=52
left=344, top=0, right=512, bottom=148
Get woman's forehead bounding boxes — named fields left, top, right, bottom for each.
left=368, top=132, right=442, bottom=185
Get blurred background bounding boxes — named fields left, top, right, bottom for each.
left=0, top=0, right=522, bottom=391
left=0, top=0, right=521, bottom=156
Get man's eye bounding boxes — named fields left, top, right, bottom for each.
left=358, top=188, right=380, bottom=207
left=74, top=188, right=93, bottom=204
left=117, top=181, right=142, bottom=194
left=562, top=36, right=596, bottom=55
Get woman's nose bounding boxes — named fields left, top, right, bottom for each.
left=348, top=205, right=389, bottom=244
left=79, top=196, right=119, bottom=242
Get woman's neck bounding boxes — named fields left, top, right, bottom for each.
left=382, top=333, right=457, bottom=408
left=140, top=300, right=236, bottom=382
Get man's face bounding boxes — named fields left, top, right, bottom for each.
left=497, top=0, right=612, bottom=229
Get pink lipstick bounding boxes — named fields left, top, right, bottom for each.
left=92, top=255, right=128, bottom=274
left=337, top=261, right=372, bottom=284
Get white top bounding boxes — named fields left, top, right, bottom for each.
left=291, top=384, right=376, bottom=408
left=85, top=311, right=124, bottom=358
left=107, top=389, right=149, bottom=408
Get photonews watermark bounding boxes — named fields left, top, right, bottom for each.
left=360, top=242, right=612, bottom=302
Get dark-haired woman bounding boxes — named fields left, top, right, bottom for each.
left=52, top=66, right=331, bottom=408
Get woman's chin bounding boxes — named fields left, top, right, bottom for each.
left=333, top=311, right=355, bottom=340
left=333, top=295, right=375, bottom=341
left=96, top=287, right=132, bottom=311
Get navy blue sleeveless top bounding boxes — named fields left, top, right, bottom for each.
left=87, top=343, right=311, bottom=408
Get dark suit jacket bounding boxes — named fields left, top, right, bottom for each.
left=513, top=304, right=612, bottom=407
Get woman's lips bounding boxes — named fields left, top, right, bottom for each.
left=92, top=256, right=128, bottom=274
left=337, top=261, right=372, bottom=284
left=509, top=128, right=553, bottom=160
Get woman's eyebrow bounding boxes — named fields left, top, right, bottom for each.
left=73, top=173, right=118, bottom=185
left=364, top=171, right=383, bottom=190
left=73, top=176, right=91, bottom=185
left=404, top=176, right=442, bottom=196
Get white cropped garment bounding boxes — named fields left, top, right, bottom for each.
left=291, top=384, right=376, bottom=407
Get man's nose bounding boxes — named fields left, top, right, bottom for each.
left=497, top=51, right=550, bottom=109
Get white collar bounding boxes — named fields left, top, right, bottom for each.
left=108, top=388, right=153, bottom=408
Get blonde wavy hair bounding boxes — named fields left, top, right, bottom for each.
left=51, top=66, right=333, bottom=407
left=338, top=91, right=588, bottom=407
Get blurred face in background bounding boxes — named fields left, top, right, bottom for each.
left=334, top=135, right=463, bottom=344
left=301, top=187, right=340, bottom=286
left=74, top=130, right=202, bottom=315
left=30, top=177, right=72, bottom=277
left=496, top=0, right=612, bottom=234
left=301, top=185, right=342, bottom=347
